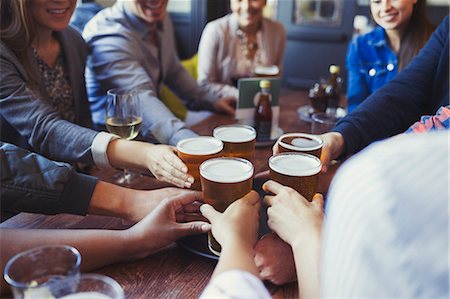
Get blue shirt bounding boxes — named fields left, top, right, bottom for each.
left=334, top=16, right=449, bottom=157
left=83, top=2, right=216, bottom=145
left=346, top=26, right=398, bottom=113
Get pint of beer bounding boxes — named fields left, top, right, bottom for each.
left=269, top=153, right=321, bottom=201
left=277, top=133, right=323, bottom=158
left=213, top=125, right=256, bottom=162
left=200, top=157, right=254, bottom=255
left=176, top=137, right=223, bottom=191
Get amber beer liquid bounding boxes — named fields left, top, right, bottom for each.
left=200, top=158, right=254, bottom=255
left=176, top=137, right=223, bottom=191
left=269, top=153, right=321, bottom=201
left=277, top=133, right=323, bottom=158
left=213, top=125, right=256, bottom=162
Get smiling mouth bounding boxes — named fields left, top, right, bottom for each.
left=47, top=8, right=69, bottom=14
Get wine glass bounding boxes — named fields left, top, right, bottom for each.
left=105, top=88, right=143, bottom=185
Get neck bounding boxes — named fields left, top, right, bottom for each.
left=239, top=21, right=261, bottom=35
left=32, top=27, right=55, bottom=51
left=385, top=28, right=403, bottom=53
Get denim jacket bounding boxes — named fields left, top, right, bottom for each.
left=346, top=26, right=398, bottom=113
left=0, top=142, right=96, bottom=221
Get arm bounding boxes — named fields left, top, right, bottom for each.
left=262, top=181, right=324, bottom=299
left=200, top=191, right=260, bottom=277
left=346, top=38, right=371, bottom=113
left=197, top=21, right=240, bottom=99
left=1, top=192, right=210, bottom=294
left=86, top=32, right=197, bottom=146
left=334, top=17, right=449, bottom=157
left=0, top=44, right=97, bottom=165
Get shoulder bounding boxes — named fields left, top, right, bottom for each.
left=262, top=17, right=285, bottom=34
left=83, top=5, right=129, bottom=43
left=352, top=26, right=386, bottom=49
left=204, top=14, right=232, bottom=34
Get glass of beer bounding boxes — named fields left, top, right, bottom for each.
left=200, top=157, right=254, bottom=255
left=213, top=124, right=256, bottom=162
left=176, top=136, right=224, bottom=191
left=254, top=65, right=280, bottom=78
left=277, top=133, right=323, bottom=158
left=269, top=153, right=321, bottom=201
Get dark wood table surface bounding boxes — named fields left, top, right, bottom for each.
left=0, top=89, right=340, bottom=299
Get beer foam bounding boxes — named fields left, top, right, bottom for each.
left=200, top=158, right=254, bottom=183
left=59, top=292, right=112, bottom=299
left=213, top=125, right=256, bottom=143
left=269, top=153, right=321, bottom=176
left=279, top=133, right=323, bottom=151
left=177, top=137, right=223, bottom=155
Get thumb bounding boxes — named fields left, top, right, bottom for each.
left=311, top=193, right=324, bottom=210
left=176, top=221, right=211, bottom=238
left=200, top=204, right=220, bottom=223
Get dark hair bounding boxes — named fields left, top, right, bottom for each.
left=0, top=0, right=37, bottom=86
left=398, top=0, right=435, bottom=70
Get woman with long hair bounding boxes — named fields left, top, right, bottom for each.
left=0, top=0, right=193, bottom=188
left=346, top=0, right=434, bottom=112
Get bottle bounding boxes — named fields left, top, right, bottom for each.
left=325, top=64, right=341, bottom=115
left=254, top=80, right=273, bottom=142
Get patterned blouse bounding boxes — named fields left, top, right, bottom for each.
left=33, top=48, right=75, bottom=123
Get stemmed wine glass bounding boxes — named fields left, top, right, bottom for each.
left=105, top=88, right=143, bottom=185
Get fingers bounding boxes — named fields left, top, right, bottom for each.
left=242, top=190, right=260, bottom=206
left=176, top=213, right=207, bottom=223
left=199, top=204, right=220, bottom=223
left=262, top=180, right=284, bottom=196
left=176, top=221, right=212, bottom=238
left=311, top=193, right=324, bottom=210
left=254, top=170, right=269, bottom=180
left=169, top=191, right=203, bottom=211
left=272, top=141, right=280, bottom=155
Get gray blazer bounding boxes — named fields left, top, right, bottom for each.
left=0, top=27, right=98, bottom=164
left=197, top=14, right=286, bottom=98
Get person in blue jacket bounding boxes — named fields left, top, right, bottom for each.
left=346, top=0, right=434, bottom=112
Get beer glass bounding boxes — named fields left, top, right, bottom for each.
left=106, top=88, right=142, bottom=185
left=4, top=245, right=81, bottom=299
left=269, top=153, right=321, bottom=201
left=254, top=65, right=280, bottom=78
left=176, top=136, right=224, bottom=191
left=213, top=124, right=256, bottom=162
left=277, top=133, right=323, bottom=158
left=200, top=157, right=254, bottom=255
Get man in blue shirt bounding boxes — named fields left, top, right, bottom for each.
left=83, top=0, right=235, bottom=146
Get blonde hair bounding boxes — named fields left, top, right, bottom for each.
left=0, top=0, right=37, bottom=85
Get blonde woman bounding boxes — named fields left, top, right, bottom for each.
left=0, top=0, right=193, bottom=188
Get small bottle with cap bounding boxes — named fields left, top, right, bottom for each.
left=254, top=80, right=272, bottom=142
left=325, top=64, right=341, bottom=115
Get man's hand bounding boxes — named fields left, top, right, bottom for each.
left=214, top=97, right=236, bottom=116
left=254, top=233, right=297, bottom=285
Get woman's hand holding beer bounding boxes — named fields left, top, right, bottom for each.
left=200, top=191, right=260, bottom=277
left=145, top=144, right=195, bottom=188
left=263, top=180, right=323, bottom=247
left=106, top=139, right=194, bottom=188
left=319, top=132, right=345, bottom=172
left=125, top=191, right=210, bottom=260
left=263, top=180, right=323, bottom=298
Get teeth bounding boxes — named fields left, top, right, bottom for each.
left=48, top=9, right=66, bottom=14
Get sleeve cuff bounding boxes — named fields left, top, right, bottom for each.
left=59, top=171, right=98, bottom=215
left=91, top=131, right=120, bottom=168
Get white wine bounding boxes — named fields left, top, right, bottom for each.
left=106, top=116, right=142, bottom=140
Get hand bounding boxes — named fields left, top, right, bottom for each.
left=145, top=144, right=194, bottom=188
left=254, top=233, right=297, bottom=285
left=200, top=191, right=260, bottom=250
left=272, top=139, right=280, bottom=155
left=126, top=192, right=210, bottom=259
left=126, top=188, right=203, bottom=223
left=213, top=96, right=236, bottom=116
left=263, top=180, right=324, bottom=248
left=319, top=132, right=345, bottom=172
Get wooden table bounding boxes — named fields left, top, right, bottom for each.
left=0, top=89, right=340, bottom=298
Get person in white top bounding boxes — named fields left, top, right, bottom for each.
left=199, top=131, right=449, bottom=298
